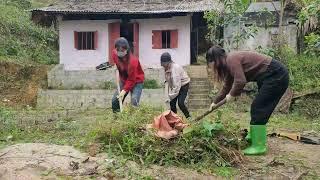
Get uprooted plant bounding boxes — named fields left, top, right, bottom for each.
left=87, top=106, right=246, bottom=172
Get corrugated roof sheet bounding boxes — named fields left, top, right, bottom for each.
left=246, top=1, right=281, bottom=13
left=32, top=0, right=222, bottom=14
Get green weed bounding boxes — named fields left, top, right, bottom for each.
left=143, top=79, right=161, bottom=89
left=85, top=105, right=244, bottom=172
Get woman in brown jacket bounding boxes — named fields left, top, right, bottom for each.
left=206, top=45, right=289, bottom=155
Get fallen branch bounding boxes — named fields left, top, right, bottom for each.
left=293, top=88, right=320, bottom=100
left=0, top=150, right=10, bottom=158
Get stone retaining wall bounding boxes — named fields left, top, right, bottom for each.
left=37, top=89, right=166, bottom=110
left=47, top=65, right=165, bottom=89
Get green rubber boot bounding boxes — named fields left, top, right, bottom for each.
left=243, top=125, right=267, bottom=155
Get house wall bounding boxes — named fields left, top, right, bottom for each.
left=224, top=24, right=297, bottom=52
left=58, top=16, right=191, bottom=70
left=59, top=20, right=115, bottom=70
left=135, top=15, right=191, bottom=68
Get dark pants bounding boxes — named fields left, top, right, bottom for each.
left=170, top=83, right=190, bottom=118
left=112, top=82, right=143, bottom=112
left=251, top=60, right=289, bottom=125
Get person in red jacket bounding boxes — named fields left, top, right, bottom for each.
left=111, top=37, right=145, bottom=112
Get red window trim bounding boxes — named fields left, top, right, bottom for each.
left=74, top=31, right=98, bottom=50
left=152, top=29, right=178, bottom=49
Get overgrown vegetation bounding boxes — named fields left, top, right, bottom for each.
left=143, top=79, right=162, bottom=89
left=1, top=100, right=320, bottom=177
left=204, top=0, right=257, bottom=48
left=0, top=0, right=58, bottom=65
left=95, top=108, right=244, bottom=170
left=0, top=105, right=245, bottom=174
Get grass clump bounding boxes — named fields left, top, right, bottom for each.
left=143, top=79, right=162, bottom=89
left=88, top=106, right=245, bottom=172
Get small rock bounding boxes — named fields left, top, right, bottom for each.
left=79, top=164, right=98, bottom=176
left=103, top=172, right=115, bottom=179
left=69, top=161, right=79, bottom=170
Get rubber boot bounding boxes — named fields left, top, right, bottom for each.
left=243, top=125, right=267, bottom=155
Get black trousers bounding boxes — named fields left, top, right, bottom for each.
left=170, top=83, right=190, bottom=118
left=251, top=60, right=289, bottom=125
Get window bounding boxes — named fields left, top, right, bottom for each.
left=74, top=31, right=98, bottom=50
left=152, top=30, right=178, bottom=49
left=162, top=30, right=171, bottom=49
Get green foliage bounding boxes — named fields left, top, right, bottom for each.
left=0, top=1, right=58, bottom=65
left=88, top=106, right=243, bottom=170
left=102, top=81, right=116, bottom=90
left=297, top=0, right=320, bottom=56
left=0, top=0, right=32, bottom=9
left=204, top=0, right=260, bottom=48
left=256, top=46, right=276, bottom=57
left=287, top=55, right=320, bottom=92
left=304, top=33, right=320, bottom=56
left=297, top=0, right=320, bottom=25
left=258, top=45, right=320, bottom=92
left=143, top=79, right=161, bottom=89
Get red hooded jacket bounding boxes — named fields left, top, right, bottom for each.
left=111, top=49, right=145, bottom=92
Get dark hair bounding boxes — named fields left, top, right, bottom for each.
left=115, top=37, right=131, bottom=60
left=206, top=45, right=228, bottom=82
left=115, top=37, right=130, bottom=50
left=160, top=52, right=172, bottom=64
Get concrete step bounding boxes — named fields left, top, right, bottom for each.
left=190, top=82, right=210, bottom=86
left=189, top=89, right=210, bottom=94
left=189, top=94, right=209, bottom=99
left=189, top=98, right=211, bottom=102
left=188, top=100, right=211, bottom=106
left=190, top=78, right=210, bottom=81
left=187, top=66, right=208, bottom=75
left=189, top=104, right=210, bottom=110
left=190, top=85, right=210, bottom=89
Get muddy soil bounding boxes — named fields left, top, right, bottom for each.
left=0, top=62, right=48, bottom=107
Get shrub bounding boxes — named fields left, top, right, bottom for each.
left=143, top=79, right=161, bottom=89
left=0, top=2, right=58, bottom=65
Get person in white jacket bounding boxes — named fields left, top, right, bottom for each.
left=160, top=52, right=191, bottom=120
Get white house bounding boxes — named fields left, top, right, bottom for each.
left=32, top=0, right=222, bottom=70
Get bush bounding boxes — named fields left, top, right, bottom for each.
left=257, top=46, right=320, bottom=93
left=287, top=55, right=320, bottom=92
left=304, top=33, right=320, bottom=56
left=143, top=79, right=161, bottom=89
left=0, top=1, right=58, bottom=65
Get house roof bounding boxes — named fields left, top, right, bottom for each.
left=246, top=1, right=281, bottom=13
left=32, top=0, right=222, bottom=14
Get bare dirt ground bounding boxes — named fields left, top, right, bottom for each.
left=0, top=143, right=218, bottom=179
left=239, top=138, right=320, bottom=179
left=0, top=139, right=319, bottom=179
left=0, top=62, right=48, bottom=107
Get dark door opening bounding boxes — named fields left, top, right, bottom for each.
left=120, top=22, right=134, bottom=53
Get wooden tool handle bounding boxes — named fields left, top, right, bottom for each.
left=193, top=98, right=227, bottom=122
left=115, top=69, right=123, bottom=112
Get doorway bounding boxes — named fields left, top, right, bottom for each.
left=120, top=22, right=134, bottom=53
